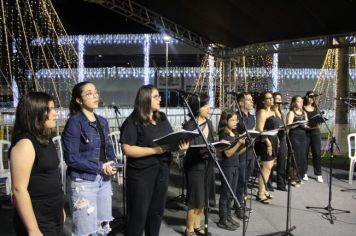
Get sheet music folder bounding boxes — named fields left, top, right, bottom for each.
left=189, top=140, right=232, bottom=152
left=309, top=113, right=328, bottom=123
left=153, top=129, right=200, bottom=151
left=280, top=120, right=308, bottom=129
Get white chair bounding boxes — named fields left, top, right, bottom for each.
left=52, top=136, right=67, bottom=194
left=109, top=131, right=125, bottom=185
left=0, top=140, right=11, bottom=196
left=109, top=131, right=123, bottom=162
left=347, top=133, right=356, bottom=185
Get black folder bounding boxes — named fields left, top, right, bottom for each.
left=153, top=129, right=200, bottom=151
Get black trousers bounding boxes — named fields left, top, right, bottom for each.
left=305, top=129, right=322, bottom=176
left=219, top=166, right=238, bottom=220
left=14, top=193, right=64, bottom=236
left=289, top=131, right=307, bottom=180
left=276, top=136, right=287, bottom=187
left=236, top=157, right=255, bottom=206
left=126, top=161, right=170, bottom=236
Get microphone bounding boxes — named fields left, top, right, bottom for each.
left=176, top=89, right=199, bottom=97
left=110, top=102, right=120, bottom=114
left=334, top=97, right=356, bottom=101
left=307, top=93, right=322, bottom=98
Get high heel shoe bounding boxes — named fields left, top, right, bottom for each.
left=256, top=196, right=270, bottom=204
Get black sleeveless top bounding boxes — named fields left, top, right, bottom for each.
left=9, top=133, right=62, bottom=200
left=304, top=108, right=319, bottom=128
left=290, top=111, right=306, bottom=135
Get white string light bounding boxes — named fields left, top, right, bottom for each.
left=34, top=67, right=355, bottom=80
left=144, top=34, right=151, bottom=85
left=78, top=35, right=84, bottom=82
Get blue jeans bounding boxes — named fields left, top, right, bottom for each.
left=68, top=175, right=113, bottom=236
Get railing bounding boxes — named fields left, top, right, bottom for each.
left=1, top=107, right=356, bottom=140
left=0, top=107, right=222, bottom=140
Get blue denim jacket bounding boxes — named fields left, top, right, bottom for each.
left=62, top=112, right=116, bottom=181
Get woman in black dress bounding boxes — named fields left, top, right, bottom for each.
left=303, top=91, right=323, bottom=182
left=255, top=92, right=281, bottom=204
left=273, top=92, right=288, bottom=191
left=10, top=92, right=64, bottom=235
left=287, top=95, right=308, bottom=186
left=183, top=94, right=214, bottom=236
left=120, top=84, right=188, bottom=236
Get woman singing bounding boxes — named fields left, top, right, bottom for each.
left=10, top=92, right=64, bottom=235
left=62, top=81, right=117, bottom=235
left=120, top=84, right=188, bottom=236
left=272, top=92, right=288, bottom=191
left=303, top=91, right=323, bottom=183
left=183, top=94, right=214, bottom=236
left=255, top=92, right=280, bottom=204
left=287, top=95, right=308, bottom=186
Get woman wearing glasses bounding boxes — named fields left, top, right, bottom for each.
left=255, top=92, right=281, bottom=204
left=10, top=92, right=64, bottom=235
left=62, top=81, right=118, bottom=236
left=120, top=84, right=189, bottom=236
left=303, top=91, right=323, bottom=183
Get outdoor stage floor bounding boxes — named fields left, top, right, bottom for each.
left=1, top=165, right=356, bottom=236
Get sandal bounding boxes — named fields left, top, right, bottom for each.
left=256, top=196, right=270, bottom=204
left=185, top=230, right=197, bottom=236
left=194, top=227, right=212, bottom=236
left=265, top=193, right=273, bottom=199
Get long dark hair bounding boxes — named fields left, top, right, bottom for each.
left=69, top=81, right=93, bottom=116
left=290, top=95, right=303, bottom=110
left=188, top=93, right=209, bottom=118
left=273, top=92, right=283, bottom=113
left=12, top=92, right=54, bottom=145
left=218, top=109, right=237, bottom=135
left=256, top=91, right=272, bottom=111
left=132, top=84, right=161, bottom=125
left=303, top=91, right=315, bottom=106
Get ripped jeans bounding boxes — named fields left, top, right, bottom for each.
left=68, top=175, right=113, bottom=236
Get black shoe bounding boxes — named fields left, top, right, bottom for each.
left=217, top=219, right=238, bottom=231
left=243, top=206, right=253, bottom=212
left=235, top=208, right=249, bottom=220
left=209, top=200, right=217, bottom=208
left=194, top=227, right=212, bottom=236
left=277, top=185, right=287, bottom=191
left=227, top=215, right=240, bottom=228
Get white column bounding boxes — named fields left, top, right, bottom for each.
left=144, top=34, right=151, bottom=85
left=208, top=55, right=215, bottom=107
left=78, top=35, right=85, bottom=82
left=272, top=52, right=279, bottom=92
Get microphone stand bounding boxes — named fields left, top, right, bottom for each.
left=112, top=105, right=126, bottom=233
left=259, top=103, right=298, bottom=236
left=230, top=94, right=266, bottom=236
left=181, top=93, right=242, bottom=236
left=229, top=94, right=289, bottom=236
left=169, top=103, right=189, bottom=205
left=305, top=101, right=350, bottom=224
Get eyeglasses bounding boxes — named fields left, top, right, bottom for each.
left=82, top=90, right=100, bottom=98
left=152, top=95, right=161, bottom=100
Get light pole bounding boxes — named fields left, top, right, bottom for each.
left=163, top=34, right=171, bottom=114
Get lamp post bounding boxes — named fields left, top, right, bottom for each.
left=163, top=34, right=171, bottom=114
